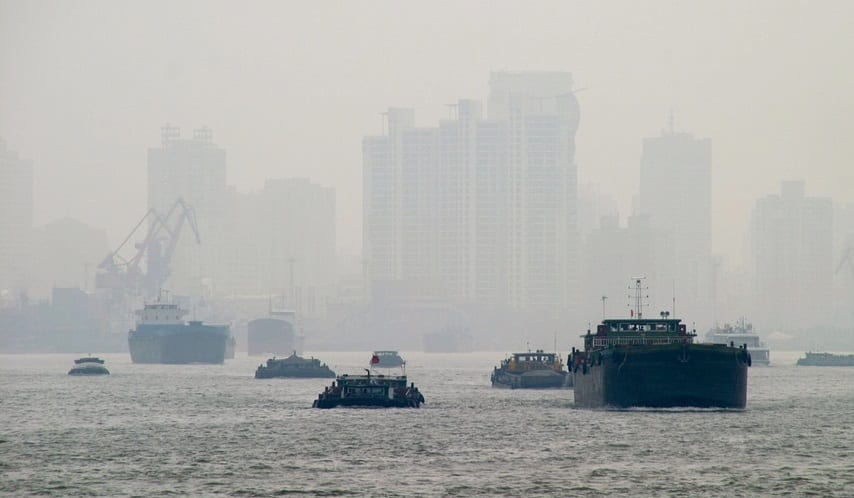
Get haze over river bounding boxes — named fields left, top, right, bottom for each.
left=1, top=351, right=852, bottom=497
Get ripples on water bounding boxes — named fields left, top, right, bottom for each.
left=1, top=351, right=852, bottom=497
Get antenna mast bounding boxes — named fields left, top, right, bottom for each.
left=629, top=277, right=649, bottom=319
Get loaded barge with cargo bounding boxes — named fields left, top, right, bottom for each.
left=491, top=350, right=570, bottom=388
left=570, top=279, right=750, bottom=409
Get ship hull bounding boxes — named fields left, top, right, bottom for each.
left=255, top=367, right=336, bottom=379
left=573, top=343, right=749, bottom=409
left=796, top=355, right=854, bottom=366
left=312, top=397, right=421, bottom=409
left=129, top=325, right=229, bottom=364
left=68, top=366, right=110, bottom=375
left=491, top=370, right=569, bottom=389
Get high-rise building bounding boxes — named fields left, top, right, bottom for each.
left=638, top=123, right=712, bottom=325
left=751, top=181, right=833, bottom=329
left=0, top=138, right=33, bottom=295
left=147, top=125, right=227, bottom=294
left=363, top=71, right=580, bottom=321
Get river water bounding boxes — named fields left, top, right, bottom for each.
left=1, top=351, right=852, bottom=497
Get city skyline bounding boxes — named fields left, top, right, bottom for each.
left=2, top=1, right=854, bottom=268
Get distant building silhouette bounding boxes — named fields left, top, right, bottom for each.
left=582, top=214, right=673, bottom=321
left=29, top=218, right=108, bottom=298
left=147, top=125, right=227, bottom=295
left=638, top=123, right=713, bottom=326
left=0, top=138, right=33, bottom=296
left=146, top=126, right=336, bottom=317
left=751, top=181, right=833, bottom=329
left=221, top=178, right=336, bottom=318
left=363, top=71, right=580, bottom=321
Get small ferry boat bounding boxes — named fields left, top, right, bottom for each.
left=705, top=320, right=770, bottom=366
left=796, top=352, right=854, bottom=366
left=491, top=350, right=570, bottom=389
left=68, top=356, right=110, bottom=376
left=255, top=352, right=336, bottom=379
left=370, top=350, right=405, bottom=368
left=312, top=370, right=425, bottom=409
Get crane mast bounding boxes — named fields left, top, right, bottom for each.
left=96, top=198, right=200, bottom=298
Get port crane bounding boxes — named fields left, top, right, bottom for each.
left=96, top=198, right=200, bottom=298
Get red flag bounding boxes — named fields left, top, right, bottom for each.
left=371, top=354, right=380, bottom=364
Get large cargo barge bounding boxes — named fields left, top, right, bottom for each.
left=571, top=279, right=750, bottom=409
left=128, top=301, right=230, bottom=364
left=248, top=312, right=297, bottom=356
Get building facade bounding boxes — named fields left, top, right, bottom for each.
left=638, top=125, right=713, bottom=326
left=147, top=125, right=228, bottom=295
left=363, top=71, right=580, bottom=320
left=0, top=138, right=33, bottom=295
left=751, top=181, right=833, bottom=329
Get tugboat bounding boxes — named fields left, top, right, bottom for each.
left=68, top=356, right=110, bottom=376
left=491, top=350, right=570, bottom=388
left=370, top=350, right=405, bottom=368
left=312, top=354, right=424, bottom=409
left=570, top=278, right=750, bottom=409
left=796, top=352, right=854, bottom=366
left=706, top=319, right=770, bottom=366
left=255, top=352, right=336, bottom=379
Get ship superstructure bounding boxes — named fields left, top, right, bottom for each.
left=706, top=320, right=770, bottom=366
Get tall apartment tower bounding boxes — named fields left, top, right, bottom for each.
left=363, top=71, right=580, bottom=317
left=751, top=181, right=833, bottom=329
left=0, top=138, right=34, bottom=294
left=488, top=71, right=580, bottom=314
left=639, top=123, right=712, bottom=325
left=147, top=125, right=227, bottom=294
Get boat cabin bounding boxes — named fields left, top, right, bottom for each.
left=503, top=350, right=562, bottom=372
left=337, top=374, right=408, bottom=400
left=583, top=318, right=695, bottom=350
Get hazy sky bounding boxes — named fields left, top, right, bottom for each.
left=2, top=0, right=852, bottom=265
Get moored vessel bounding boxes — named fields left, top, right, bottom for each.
left=68, top=356, right=110, bottom=375
left=571, top=279, right=750, bottom=409
left=248, top=311, right=297, bottom=356
left=255, top=352, right=336, bottom=379
left=796, top=352, right=854, bottom=366
left=370, top=350, right=405, bottom=368
left=128, top=298, right=230, bottom=364
left=312, top=370, right=425, bottom=409
left=491, top=350, right=570, bottom=388
left=705, top=320, right=770, bottom=366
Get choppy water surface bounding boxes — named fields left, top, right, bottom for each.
left=1, top=351, right=852, bottom=497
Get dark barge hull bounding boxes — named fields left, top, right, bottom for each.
left=312, top=397, right=422, bottom=409
left=491, top=371, right=569, bottom=389
left=255, top=368, right=336, bottom=379
left=573, top=343, right=749, bottom=409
